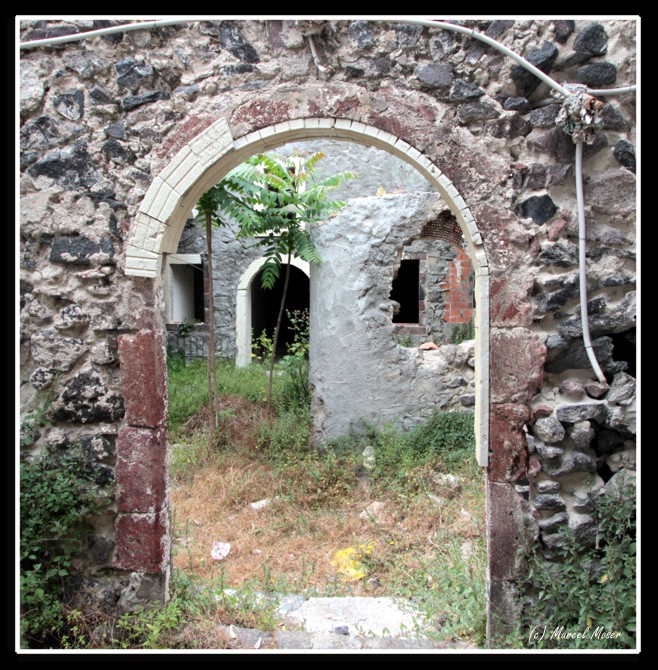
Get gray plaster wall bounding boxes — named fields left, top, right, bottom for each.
left=277, top=139, right=433, bottom=200
left=310, top=193, right=475, bottom=440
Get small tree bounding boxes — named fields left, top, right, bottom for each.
left=195, top=191, right=221, bottom=434
left=205, top=151, right=355, bottom=409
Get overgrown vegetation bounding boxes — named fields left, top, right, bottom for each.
left=164, top=354, right=487, bottom=648
left=518, top=486, right=636, bottom=649
left=450, top=322, right=475, bottom=345
left=20, top=446, right=111, bottom=648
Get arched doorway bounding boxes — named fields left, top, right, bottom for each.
left=251, top=264, right=310, bottom=359
left=121, top=116, right=496, bottom=633
left=236, top=257, right=310, bottom=367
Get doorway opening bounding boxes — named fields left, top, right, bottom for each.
left=251, top=264, right=310, bottom=359
left=124, top=117, right=491, bottom=646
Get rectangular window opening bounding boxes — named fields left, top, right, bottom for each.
left=391, top=259, right=420, bottom=324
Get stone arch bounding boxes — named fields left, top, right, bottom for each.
left=125, top=116, right=490, bottom=466
left=235, top=256, right=310, bottom=368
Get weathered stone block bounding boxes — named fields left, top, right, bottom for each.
left=102, top=139, right=135, bottom=164
left=613, top=140, right=636, bottom=173
left=30, top=367, right=56, bottom=390
left=490, top=328, right=546, bottom=404
left=606, top=447, right=636, bottom=472
left=527, top=104, right=560, bottom=129
left=533, top=127, right=607, bottom=163
left=416, top=63, right=453, bottom=89
left=118, top=329, right=166, bottom=428
left=89, top=85, right=115, bottom=105
left=503, top=97, right=530, bottom=112
left=545, top=336, right=613, bottom=374
left=30, top=328, right=86, bottom=371
left=90, top=341, right=117, bottom=365
left=537, top=480, right=560, bottom=493
left=532, top=416, right=565, bottom=444
left=553, top=20, right=575, bottom=44
left=27, top=141, right=100, bottom=190
left=534, top=493, right=566, bottom=511
left=53, top=89, right=84, bottom=121
left=570, top=421, right=595, bottom=450
left=51, top=368, right=124, bottom=423
left=577, top=62, right=617, bottom=87
left=114, top=512, right=165, bottom=573
left=530, top=435, right=563, bottom=460
left=573, top=23, right=608, bottom=57
left=542, top=451, right=597, bottom=477
left=607, top=371, right=636, bottom=405
left=115, top=57, right=154, bottom=92
left=488, top=403, right=530, bottom=482
left=584, top=168, right=636, bottom=216
left=457, top=100, right=500, bottom=123
left=80, top=433, right=115, bottom=461
left=50, top=235, right=115, bottom=266
left=20, top=115, right=84, bottom=157
left=20, top=61, right=45, bottom=114
left=121, top=91, right=170, bottom=112
left=511, top=42, right=558, bottom=97
left=487, top=480, right=533, bottom=580
left=54, top=303, right=89, bottom=329
left=348, top=20, right=375, bottom=49
left=449, top=80, right=484, bottom=102
left=538, top=512, right=568, bottom=533
left=219, top=21, right=260, bottom=63
left=515, top=194, right=558, bottom=225
left=116, top=426, right=166, bottom=513
left=555, top=402, right=608, bottom=424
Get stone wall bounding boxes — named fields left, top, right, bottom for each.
left=19, top=17, right=637, bottom=640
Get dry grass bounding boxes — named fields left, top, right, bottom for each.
left=169, top=397, right=486, bottom=602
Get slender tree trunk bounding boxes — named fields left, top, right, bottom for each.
left=267, top=250, right=292, bottom=411
left=205, top=210, right=218, bottom=436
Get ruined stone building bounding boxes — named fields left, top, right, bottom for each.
left=19, top=18, right=637, bottom=640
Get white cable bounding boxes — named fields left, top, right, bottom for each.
left=575, top=141, right=608, bottom=385
left=19, top=19, right=194, bottom=49
left=399, top=18, right=571, bottom=98
left=586, top=85, right=637, bottom=96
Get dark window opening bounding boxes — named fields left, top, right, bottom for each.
left=251, top=265, right=310, bottom=358
left=390, top=259, right=420, bottom=324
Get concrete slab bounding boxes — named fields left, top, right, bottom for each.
left=283, top=596, right=425, bottom=638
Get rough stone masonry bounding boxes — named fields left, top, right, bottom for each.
left=19, top=18, right=636, bottom=640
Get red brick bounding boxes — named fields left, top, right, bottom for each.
left=488, top=403, right=530, bottom=483
left=114, top=512, right=167, bottom=573
left=116, top=426, right=166, bottom=513
left=118, top=329, right=167, bottom=429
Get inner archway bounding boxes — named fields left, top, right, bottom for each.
left=251, top=264, right=310, bottom=359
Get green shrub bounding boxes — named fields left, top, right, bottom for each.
left=520, top=485, right=636, bottom=649
left=20, top=446, right=110, bottom=648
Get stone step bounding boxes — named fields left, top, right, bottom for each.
left=214, top=594, right=477, bottom=650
